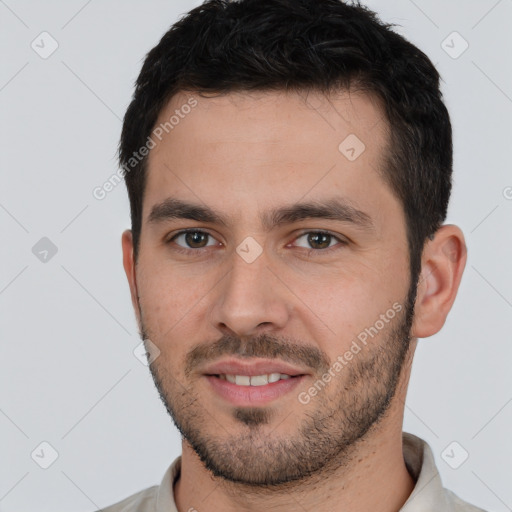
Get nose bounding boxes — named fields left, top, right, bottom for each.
left=209, top=248, right=290, bottom=338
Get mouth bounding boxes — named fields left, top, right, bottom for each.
left=213, top=373, right=297, bottom=385
left=205, top=374, right=306, bottom=406
left=202, top=360, right=308, bottom=406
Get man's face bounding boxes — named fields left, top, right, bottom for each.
left=126, top=90, right=415, bottom=485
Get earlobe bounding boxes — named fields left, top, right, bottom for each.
left=411, top=225, right=467, bottom=339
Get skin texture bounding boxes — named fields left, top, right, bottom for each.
left=122, top=89, right=467, bottom=512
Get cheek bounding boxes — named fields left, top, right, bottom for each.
left=136, top=260, right=213, bottom=336
left=292, top=278, right=379, bottom=344
left=289, top=256, right=408, bottom=348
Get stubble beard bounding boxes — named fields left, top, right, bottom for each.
left=139, top=290, right=415, bottom=488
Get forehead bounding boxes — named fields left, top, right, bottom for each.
left=144, top=89, right=393, bottom=224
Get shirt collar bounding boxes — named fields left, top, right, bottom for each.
left=401, top=432, right=457, bottom=511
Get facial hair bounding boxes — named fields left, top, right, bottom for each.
left=137, top=284, right=415, bottom=489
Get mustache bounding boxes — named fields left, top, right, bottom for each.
left=184, top=333, right=331, bottom=377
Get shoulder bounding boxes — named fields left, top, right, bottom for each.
left=445, top=488, right=489, bottom=512
left=95, top=484, right=159, bottom=512
left=90, top=457, right=181, bottom=512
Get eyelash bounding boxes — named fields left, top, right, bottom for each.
left=166, top=228, right=347, bottom=256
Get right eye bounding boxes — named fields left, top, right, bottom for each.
left=168, top=230, right=220, bottom=250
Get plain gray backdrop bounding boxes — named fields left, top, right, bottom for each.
left=1, top=0, right=511, bottom=510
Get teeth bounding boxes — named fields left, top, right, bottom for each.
left=235, top=375, right=251, bottom=386
left=220, top=373, right=293, bottom=386
left=250, top=375, right=268, bottom=386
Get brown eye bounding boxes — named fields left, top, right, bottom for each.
left=185, top=232, right=209, bottom=248
left=294, top=231, right=340, bottom=250
left=171, top=231, right=217, bottom=249
left=307, top=232, right=332, bottom=249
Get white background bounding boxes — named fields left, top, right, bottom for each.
left=1, top=0, right=511, bottom=510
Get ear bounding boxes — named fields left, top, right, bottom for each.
left=121, top=229, right=141, bottom=327
left=411, top=224, right=467, bottom=338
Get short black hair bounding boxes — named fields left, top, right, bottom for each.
left=119, top=0, right=452, bottom=290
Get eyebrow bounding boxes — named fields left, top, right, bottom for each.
left=147, top=197, right=374, bottom=231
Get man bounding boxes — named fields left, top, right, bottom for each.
left=101, top=0, right=485, bottom=510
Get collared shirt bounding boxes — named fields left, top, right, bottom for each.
left=97, top=432, right=487, bottom=512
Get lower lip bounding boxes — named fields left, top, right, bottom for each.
left=205, top=375, right=305, bottom=406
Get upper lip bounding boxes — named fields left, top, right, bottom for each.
left=202, top=358, right=308, bottom=377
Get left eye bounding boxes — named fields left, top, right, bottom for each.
left=293, top=232, right=342, bottom=250
left=171, top=231, right=218, bottom=249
